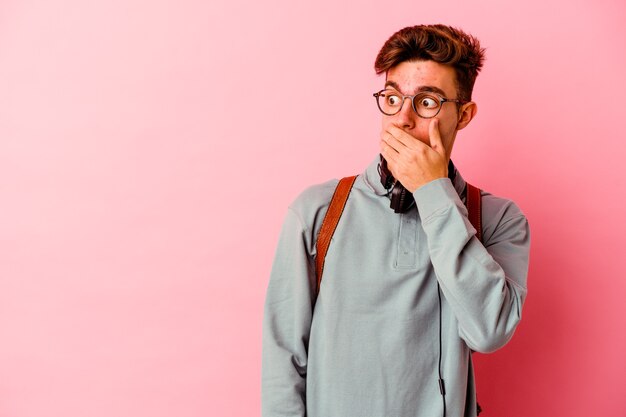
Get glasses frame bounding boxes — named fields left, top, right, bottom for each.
left=373, top=89, right=465, bottom=119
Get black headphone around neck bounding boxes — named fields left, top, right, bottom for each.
left=377, top=154, right=456, bottom=214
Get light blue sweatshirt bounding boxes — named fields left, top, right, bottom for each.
left=262, top=155, right=530, bottom=417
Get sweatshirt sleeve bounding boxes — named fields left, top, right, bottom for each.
left=413, top=178, right=531, bottom=353
left=261, top=207, right=316, bottom=417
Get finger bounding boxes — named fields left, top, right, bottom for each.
left=380, top=140, right=399, bottom=165
left=429, top=119, right=446, bottom=158
left=380, top=131, right=404, bottom=154
left=386, top=125, right=418, bottom=148
left=380, top=139, right=396, bottom=159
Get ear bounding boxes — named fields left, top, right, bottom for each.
left=456, top=102, right=477, bottom=131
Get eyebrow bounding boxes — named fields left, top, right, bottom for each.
left=384, top=81, right=448, bottom=97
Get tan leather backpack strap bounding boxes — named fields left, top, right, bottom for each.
left=466, top=182, right=483, bottom=243
left=315, top=175, right=357, bottom=297
left=465, top=181, right=485, bottom=416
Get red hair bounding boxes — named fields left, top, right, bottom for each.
left=375, top=25, right=485, bottom=102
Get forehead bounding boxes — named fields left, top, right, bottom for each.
left=386, top=60, right=458, bottom=97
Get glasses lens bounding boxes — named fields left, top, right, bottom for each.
left=377, top=90, right=402, bottom=115
left=414, top=93, right=441, bottom=118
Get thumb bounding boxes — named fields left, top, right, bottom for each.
left=429, top=119, right=446, bottom=158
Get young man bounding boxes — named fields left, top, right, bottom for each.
left=262, top=25, right=530, bottom=417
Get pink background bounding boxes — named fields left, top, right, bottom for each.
left=1, top=0, right=625, bottom=416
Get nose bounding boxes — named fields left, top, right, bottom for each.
left=395, top=96, right=415, bottom=130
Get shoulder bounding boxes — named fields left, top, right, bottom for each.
left=288, top=178, right=340, bottom=232
left=479, top=189, right=529, bottom=243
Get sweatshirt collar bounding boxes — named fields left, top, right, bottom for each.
left=362, top=154, right=468, bottom=199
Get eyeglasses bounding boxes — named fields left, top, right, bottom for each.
left=373, top=89, right=465, bottom=118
